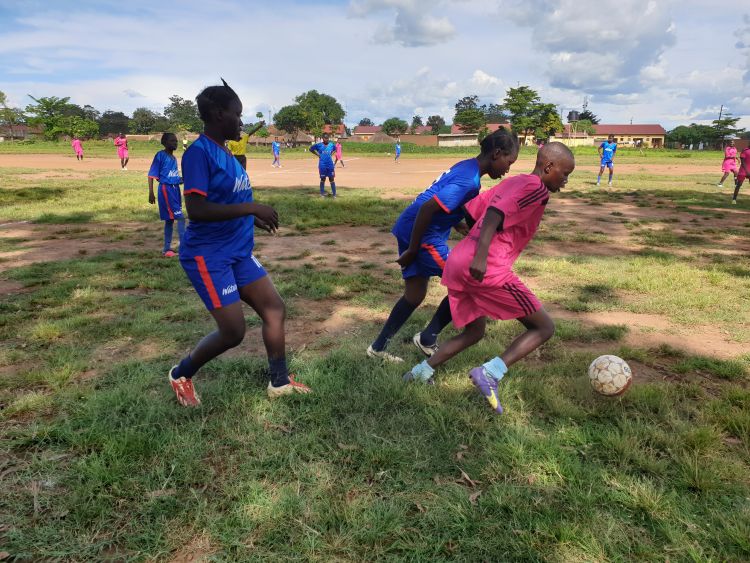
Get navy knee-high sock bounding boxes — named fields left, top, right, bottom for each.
left=320, top=180, right=326, bottom=195
left=163, top=220, right=174, bottom=253
left=176, top=218, right=186, bottom=248
left=372, top=297, right=418, bottom=351
left=268, top=356, right=290, bottom=387
left=419, top=296, right=452, bottom=346
left=331, top=181, right=336, bottom=196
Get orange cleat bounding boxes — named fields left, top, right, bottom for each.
left=266, top=374, right=312, bottom=399
left=168, top=366, right=201, bottom=407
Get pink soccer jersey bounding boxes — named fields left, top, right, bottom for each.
left=335, top=143, right=342, bottom=158
left=723, top=146, right=738, bottom=172
left=442, top=174, right=549, bottom=291
left=115, top=136, right=128, bottom=156
left=71, top=139, right=83, bottom=154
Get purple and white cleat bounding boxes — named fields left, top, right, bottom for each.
left=468, top=367, right=503, bottom=414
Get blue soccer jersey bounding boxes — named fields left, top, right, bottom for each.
left=148, top=150, right=181, bottom=185
left=180, top=134, right=254, bottom=258
left=311, top=141, right=336, bottom=168
left=392, top=158, right=481, bottom=244
left=395, top=143, right=401, bottom=155
left=272, top=141, right=280, bottom=155
left=600, top=141, right=617, bottom=162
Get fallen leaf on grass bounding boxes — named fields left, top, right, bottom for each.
left=415, top=502, right=426, bottom=513
left=468, top=491, right=482, bottom=505
left=457, top=468, right=480, bottom=488
left=148, top=489, right=176, bottom=499
left=454, top=444, right=469, bottom=461
left=0, top=551, right=10, bottom=560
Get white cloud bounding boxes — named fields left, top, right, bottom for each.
left=498, top=0, right=676, bottom=95
left=348, top=0, right=456, bottom=47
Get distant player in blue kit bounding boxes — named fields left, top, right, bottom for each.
left=367, top=129, right=520, bottom=363
left=395, top=140, right=401, bottom=163
left=597, top=134, right=617, bottom=186
left=168, top=79, right=312, bottom=407
left=271, top=137, right=281, bottom=167
left=310, top=133, right=337, bottom=197
left=148, top=133, right=185, bottom=257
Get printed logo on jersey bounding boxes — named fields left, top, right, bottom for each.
left=167, top=169, right=180, bottom=179
left=233, top=176, right=251, bottom=193
left=222, top=283, right=238, bottom=295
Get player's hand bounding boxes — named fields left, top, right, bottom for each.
left=396, top=248, right=418, bottom=268
left=148, top=192, right=155, bottom=204
left=252, top=204, right=279, bottom=231
left=469, top=258, right=486, bottom=282
left=454, top=222, right=470, bottom=236
left=254, top=217, right=275, bottom=234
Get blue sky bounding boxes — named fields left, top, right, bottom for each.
left=0, top=0, right=748, bottom=130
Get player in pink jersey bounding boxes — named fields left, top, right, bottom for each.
left=403, top=143, right=575, bottom=415
left=334, top=140, right=345, bottom=167
left=732, top=146, right=750, bottom=204
left=717, top=140, right=738, bottom=187
left=71, top=136, right=84, bottom=161
left=114, top=132, right=129, bottom=170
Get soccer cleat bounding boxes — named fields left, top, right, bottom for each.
left=267, top=374, right=312, bottom=399
left=366, top=345, right=403, bottom=363
left=595, top=182, right=600, bottom=186
left=163, top=250, right=177, bottom=257
left=402, top=369, right=435, bottom=385
left=732, top=199, right=737, bottom=205
left=468, top=367, right=503, bottom=414
left=717, top=183, right=723, bottom=188
left=169, top=366, right=201, bottom=407
left=607, top=182, right=612, bottom=187
left=412, top=332, right=438, bottom=357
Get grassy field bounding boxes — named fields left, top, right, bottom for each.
left=1, top=157, right=749, bottom=561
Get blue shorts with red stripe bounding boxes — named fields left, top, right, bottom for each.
left=319, top=164, right=335, bottom=179
left=397, top=236, right=448, bottom=279
left=157, top=183, right=184, bottom=221
left=180, top=253, right=267, bottom=310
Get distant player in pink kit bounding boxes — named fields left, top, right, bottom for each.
left=717, top=140, right=738, bottom=187
left=71, top=136, right=84, bottom=161
left=114, top=132, right=129, bottom=170
left=732, top=145, right=750, bottom=204
left=334, top=140, right=345, bottom=167
left=403, top=142, right=576, bottom=415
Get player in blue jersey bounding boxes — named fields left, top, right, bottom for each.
left=367, top=129, right=520, bottom=363
left=148, top=133, right=185, bottom=257
left=272, top=137, right=281, bottom=168
left=310, top=133, right=337, bottom=197
left=168, top=79, right=312, bottom=407
left=394, top=140, right=401, bottom=163
left=597, top=135, right=617, bottom=186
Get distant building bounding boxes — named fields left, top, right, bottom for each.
left=0, top=124, right=43, bottom=141
left=555, top=124, right=667, bottom=148
left=352, top=125, right=382, bottom=141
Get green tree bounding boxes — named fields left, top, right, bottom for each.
left=713, top=113, right=746, bottom=142
left=54, top=115, right=99, bottom=138
left=381, top=117, right=408, bottom=137
left=98, top=110, right=130, bottom=136
left=503, top=86, right=541, bottom=140
left=274, top=104, right=307, bottom=142
left=25, top=95, right=72, bottom=140
left=481, top=103, right=508, bottom=123
left=454, top=95, right=480, bottom=113
left=295, top=90, right=345, bottom=125
left=164, top=95, right=202, bottom=132
left=573, top=119, right=597, bottom=136
left=0, top=91, right=25, bottom=141
left=579, top=109, right=600, bottom=124
left=131, top=107, right=168, bottom=134
left=533, top=103, right=564, bottom=139
left=426, top=115, right=445, bottom=134
left=453, top=108, right=486, bottom=133
left=667, top=123, right=720, bottom=147
left=358, top=117, right=374, bottom=126
left=410, top=115, right=423, bottom=133
left=82, top=104, right=101, bottom=122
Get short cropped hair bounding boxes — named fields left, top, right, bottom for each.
left=480, top=128, right=519, bottom=156
left=195, top=78, right=240, bottom=123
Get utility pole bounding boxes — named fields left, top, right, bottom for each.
left=717, top=104, right=724, bottom=148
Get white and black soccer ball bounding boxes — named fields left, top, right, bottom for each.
left=588, top=355, right=632, bottom=396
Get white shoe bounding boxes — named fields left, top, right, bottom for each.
left=607, top=182, right=612, bottom=187
left=596, top=182, right=600, bottom=186
left=717, top=184, right=723, bottom=188
left=413, top=332, right=439, bottom=357
left=732, top=199, right=737, bottom=205
left=123, top=167, right=128, bottom=171
left=366, top=345, right=403, bottom=363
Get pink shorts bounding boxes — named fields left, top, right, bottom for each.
left=738, top=169, right=747, bottom=184
left=447, top=273, right=541, bottom=328
left=118, top=149, right=129, bottom=159
left=722, top=160, right=737, bottom=173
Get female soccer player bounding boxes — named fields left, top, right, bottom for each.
left=334, top=139, right=345, bottom=168
left=718, top=140, right=739, bottom=188
left=596, top=134, right=616, bottom=186
left=732, top=144, right=750, bottom=204
left=394, top=140, right=401, bottom=163
left=168, top=79, right=311, bottom=407
left=71, top=136, right=84, bottom=161
left=402, top=143, right=575, bottom=415
left=148, top=132, right=185, bottom=257
left=272, top=137, right=281, bottom=167
left=367, top=129, right=519, bottom=363
left=310, top=133, right=337, bottom=197
left=227, top=120, right=265, bottom=171
left=114, top=132, right=129, bottom=170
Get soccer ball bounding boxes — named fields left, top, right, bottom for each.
left=588, top=355, right=632, bottom=396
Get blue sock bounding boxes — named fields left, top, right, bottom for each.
left=597, top=175, right=601, bottom=183
left=331, top=182, right=336, bottom=196
left=163, top=220, right=174, bottom=253
left=269, top=357, right=290, bottom=387
left=372, top=296, right=418, bottom=351
left=410, top=360, right=434, bottom=382
left=420, top=296, right=452, bottom=346
left=320, top=180, right=326, bottom=195
left=483, top=357, right=508, bottom=381
left=609, top=172, right=613, bottom=183
left=176, top=218, right=186, bottom=248
left=173, top=355, right=198, bottom=380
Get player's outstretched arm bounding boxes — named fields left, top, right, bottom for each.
left=185, top=193, right=278, bottom=230
left=469, top=207, right=503, bottom=282
left=246, top=121, right=265, bottom=137
left=148, top=177, right=156, bottom=204
left=396, top=198, right=442, bottom=267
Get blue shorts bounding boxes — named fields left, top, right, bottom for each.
left=180, top=253, right=267, bottom=310
left=397, top=237, right=448, bottom=279
left=157, top=183, right=184, bottom=221
left=319, top=165, right=335, bottom=179
left=601, top=159, right=614, bottom=169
